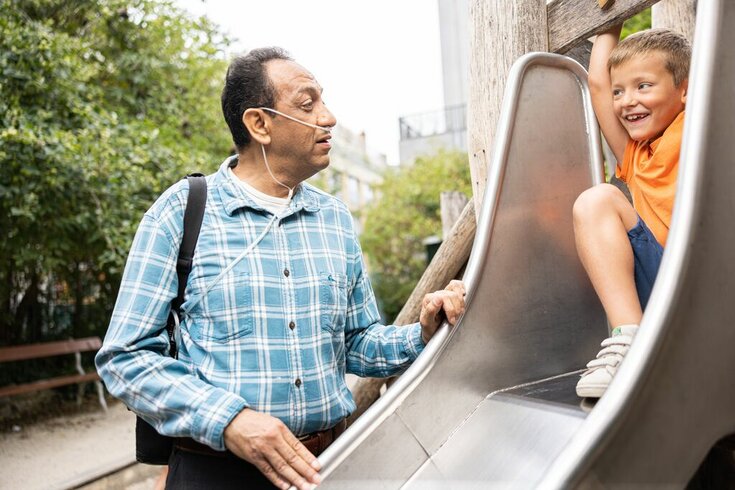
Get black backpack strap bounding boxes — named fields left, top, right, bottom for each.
left=166, top=173, right=207, bottom=358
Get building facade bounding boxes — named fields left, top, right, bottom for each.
left=398, top=0, right=469, bottom=164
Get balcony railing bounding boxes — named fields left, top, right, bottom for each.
left=399, top=103, right=467, bottom=140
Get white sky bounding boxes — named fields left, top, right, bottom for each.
left=175, top=0, right=445, bottom=165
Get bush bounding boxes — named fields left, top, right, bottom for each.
left=361, top=150, right=471, bottom=321
left=0, top=0, right=232, bottom=349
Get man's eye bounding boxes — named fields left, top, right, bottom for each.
left=301, top=101, right=313, bottom=110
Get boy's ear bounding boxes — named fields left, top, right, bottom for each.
left=243, top=108, right=272, bottom=146
left=680, top=79, right=689, bottom=104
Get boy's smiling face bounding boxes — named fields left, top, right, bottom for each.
left=610, top=51, right=687, bottom=142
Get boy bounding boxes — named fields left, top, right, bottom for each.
left=574, top=26, right=691, bottom=398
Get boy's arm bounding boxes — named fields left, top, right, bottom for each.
left=589, top=25, right=629, bottom=164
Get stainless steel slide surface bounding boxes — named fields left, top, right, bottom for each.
left=319, top=53, right=607, bottom=488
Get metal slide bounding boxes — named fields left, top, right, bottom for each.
left=320, top=51, right=606, bottom=488
left=319, top=1, right=734, bottom=487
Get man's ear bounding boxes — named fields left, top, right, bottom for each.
left=243, top=108, right=271, bottom=145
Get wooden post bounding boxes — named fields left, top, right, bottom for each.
left=468, top=0, right=548, bottom=211
left=440, top=192, right=469, bottom=239
left=395, top=201, right=476, bottom=324
left=652, top=0, right=696, bottom=41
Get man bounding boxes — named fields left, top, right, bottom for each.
left=96, top=47, right=465, bottom=490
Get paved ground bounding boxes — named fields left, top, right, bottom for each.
left=0, top=400, right=148, bottom=489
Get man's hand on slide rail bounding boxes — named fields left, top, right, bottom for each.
left=420, top=279, right=467, bottom=344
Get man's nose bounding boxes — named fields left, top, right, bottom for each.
left=318, top=107, right=337, bottom=129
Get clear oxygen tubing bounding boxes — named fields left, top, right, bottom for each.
left=261, top=143, right=294, bottom=201
left=180, top=211, right=279, bottom=318
left=257, top=106, right=334, bottom=201
left=180, top=107, right=332, bottom=320
left=260, top=107, right=333, bottom=134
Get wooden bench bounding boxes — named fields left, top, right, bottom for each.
left=0, top=337, right=108, bottom=411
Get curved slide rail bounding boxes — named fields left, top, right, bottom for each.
left=319, top=53, right=606, bottom=488
left=542, top=0, right=735, bottom=486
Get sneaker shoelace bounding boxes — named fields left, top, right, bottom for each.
left=583, top=334, right=634, bottom=375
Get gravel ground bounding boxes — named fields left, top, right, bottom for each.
left=0, top=400, right=143, bottom=490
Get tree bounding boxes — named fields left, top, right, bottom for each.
left=360, top=150, right=471, bottom=321
left=0, top=0, right=232, bottom=348
left=622, top=8, right=652, bottom=39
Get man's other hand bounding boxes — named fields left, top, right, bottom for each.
left=419, top=279, right=466, bottom=344
left=224, top=408, right=321, bottom=490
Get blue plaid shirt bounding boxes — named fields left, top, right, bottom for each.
left=96, top=158, right=425, bottom=450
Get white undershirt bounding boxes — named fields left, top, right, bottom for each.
left=228, top=168, right=290, bottom=215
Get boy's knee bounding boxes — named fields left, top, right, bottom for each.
left=573, top=184, right=620, bottom=222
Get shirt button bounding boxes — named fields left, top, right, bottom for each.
left=289, top=321, right=296, bottom=330
left=295, top=378, right=302, bottom=387
left=284, top=268, right=290, bottom=277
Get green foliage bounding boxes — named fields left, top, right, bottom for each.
left=622, top=8, right=652, bottom=39
left=361, top=150, right=471, bottom=322
left=0, top=0, right=232, bottom=347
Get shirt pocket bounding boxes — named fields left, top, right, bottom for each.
left=188, top=273, right=254, bottom=343
left=319, top=271, right=349, bottom=334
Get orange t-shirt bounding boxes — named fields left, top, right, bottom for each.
left=616, top=111, right=685, bottom=247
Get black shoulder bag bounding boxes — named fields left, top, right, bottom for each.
left=135, top=173, right=207, bottom=465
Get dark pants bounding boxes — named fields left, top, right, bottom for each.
left=627, top=216, right=664, bottom=310
left=166, top=448, right=275, bottom=489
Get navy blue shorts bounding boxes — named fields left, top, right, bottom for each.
left=628, top=217, right=664, bottom=310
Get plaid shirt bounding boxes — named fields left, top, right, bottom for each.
left=96, top=158, right=424, bottom=450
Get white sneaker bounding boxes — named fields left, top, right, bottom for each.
left=576, top=324, right=639, bottom=398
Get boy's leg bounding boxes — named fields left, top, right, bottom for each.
left=573, top=183, right=643, bottom=398
left=573, top=183, right=642, bottom=326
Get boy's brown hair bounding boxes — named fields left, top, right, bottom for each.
left=608, top=28, right=691, bottom=87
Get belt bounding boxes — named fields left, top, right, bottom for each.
left=175, top=419, right=347, bottom=459
left=298, top=419, right=347, bottom=457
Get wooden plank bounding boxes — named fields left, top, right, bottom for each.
left=0, top=337, right=102, bottom=362
left=548, top=0, right=660, bottom=53
left=394, top=201, right=476, bottom=325
left=0, top=372, right=100, bottom=397
left=653, top=0, right=696, bottom=41
left=468, top=0, right=548, bottom=208
left=564, top=39, right=593, bottom=70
